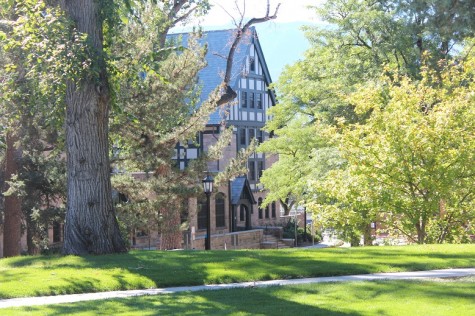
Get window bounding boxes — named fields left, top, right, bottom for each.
left=215, top=193, right=225, bottom=227
left=272, top=202, right=276, bottom=218
left=198, top=198, right=207, bottom=229
left=240, top=128, right=246, bottom=145
left=248, top=128, right=255, bottom=145
left=249, top=161, right=256, bottom=181
left=257, top=130, right=263, bottom=144
left=250, top=57, right=255, bottom=72
left=257, top=93, right=262, bottom=109
left=265, top=205, right=270, bottom=218
left=258, top=161, right=264, bottom=179
left=258, top=198, right=263, bottom=219
left=250, top=93, right=255, bottom=109
left=241, top=91, right=247, bottom=108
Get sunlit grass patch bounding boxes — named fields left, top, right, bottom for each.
left=0, top=244, right=474, bottom=299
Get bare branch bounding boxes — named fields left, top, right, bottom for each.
left=215, top=1, right=240, bottom=28
left=212, top=52, right=228, bottom=60
left=236, top=0, right=245, bottom=28
left=173, top=6, right=198, bottom=25
left=217, top=0, right=281, bottom=106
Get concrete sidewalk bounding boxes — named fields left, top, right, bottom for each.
left=1, top=268, right=474, bottom=309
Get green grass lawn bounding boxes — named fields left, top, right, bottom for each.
left=3, top=277, right=475, bottom=315
left=0, top=244, right=474, bottom=299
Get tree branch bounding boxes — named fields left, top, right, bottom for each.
left=217, top=1, right=281, bottom=106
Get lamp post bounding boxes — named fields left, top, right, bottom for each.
left=202, top=174, right=214, bottom=250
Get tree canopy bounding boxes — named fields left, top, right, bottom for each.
left=260, top=0, right=475, bottom=244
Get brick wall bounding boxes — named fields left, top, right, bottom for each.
left=186, top=229, right=264, bottom=250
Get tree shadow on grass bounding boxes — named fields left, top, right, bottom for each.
left=1, top=246, right=475, bottom=300
left=16, top=286, right=360, bottom=316
left=5, top=276, right=475, bottom=315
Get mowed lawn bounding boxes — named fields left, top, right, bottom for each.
left=3, top=277, right=475, bottom=315
left=0, top=244, right=474, bottom=299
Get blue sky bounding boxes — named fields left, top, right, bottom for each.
left=254, top=21, right=314, bottom=81
left=171, top=0, right=326, bottom=80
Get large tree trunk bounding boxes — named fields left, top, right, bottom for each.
left=61, top=0, right=126, bottom=254
left=363, top=222, right=373, bottom=246
left=416, top=219, right=426, bottom=244
left=3, top=133, right=22, bottom=257
left=159, top=202, right=182, bottom=250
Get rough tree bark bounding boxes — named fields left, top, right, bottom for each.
left=1, top=19, right=22, bottom=258
left=159, top=199, right=182, bottom=250
left=60, top=0, right=126, bottom=254
left=3, top=133, right=22, bottom=257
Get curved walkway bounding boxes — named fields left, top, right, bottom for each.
left=1, top=268, right=474, bottom=309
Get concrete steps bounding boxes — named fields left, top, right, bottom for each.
left=260, top=235, right=293, bottom=249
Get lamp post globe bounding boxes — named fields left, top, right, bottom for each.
left=202, top=174, right=214, bottom=194
left=202, top=174, right=214, bottom=250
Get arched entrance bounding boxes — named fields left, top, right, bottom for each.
left=239, top=204, right=251, bottom=231
left=229, top=176, right=256, bottom=232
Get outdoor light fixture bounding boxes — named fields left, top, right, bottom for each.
left=202, top=173, right=214, bottom=250
left=202, top=174, right=214, bottom=194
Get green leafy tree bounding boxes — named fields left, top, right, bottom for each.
left=261, top=0, right=475, bottom=243
left=258, top=118, right=328, bottom=214
left=1, top=3, right=67, bottom=256
left=3, top=0, right=213, bottom=254
left=312, top=54, right=475, bottom=244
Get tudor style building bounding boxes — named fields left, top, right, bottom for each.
left=170, top=27, right=282, bottom=247
left=0, top=28, right=283, bottom=256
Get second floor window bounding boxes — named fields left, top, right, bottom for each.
left=250, top=93, right=255, bottom=109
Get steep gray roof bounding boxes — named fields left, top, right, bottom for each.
left=230, top=176, right=256, bottom=205
left=168, top=28, right=257, bottom=125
